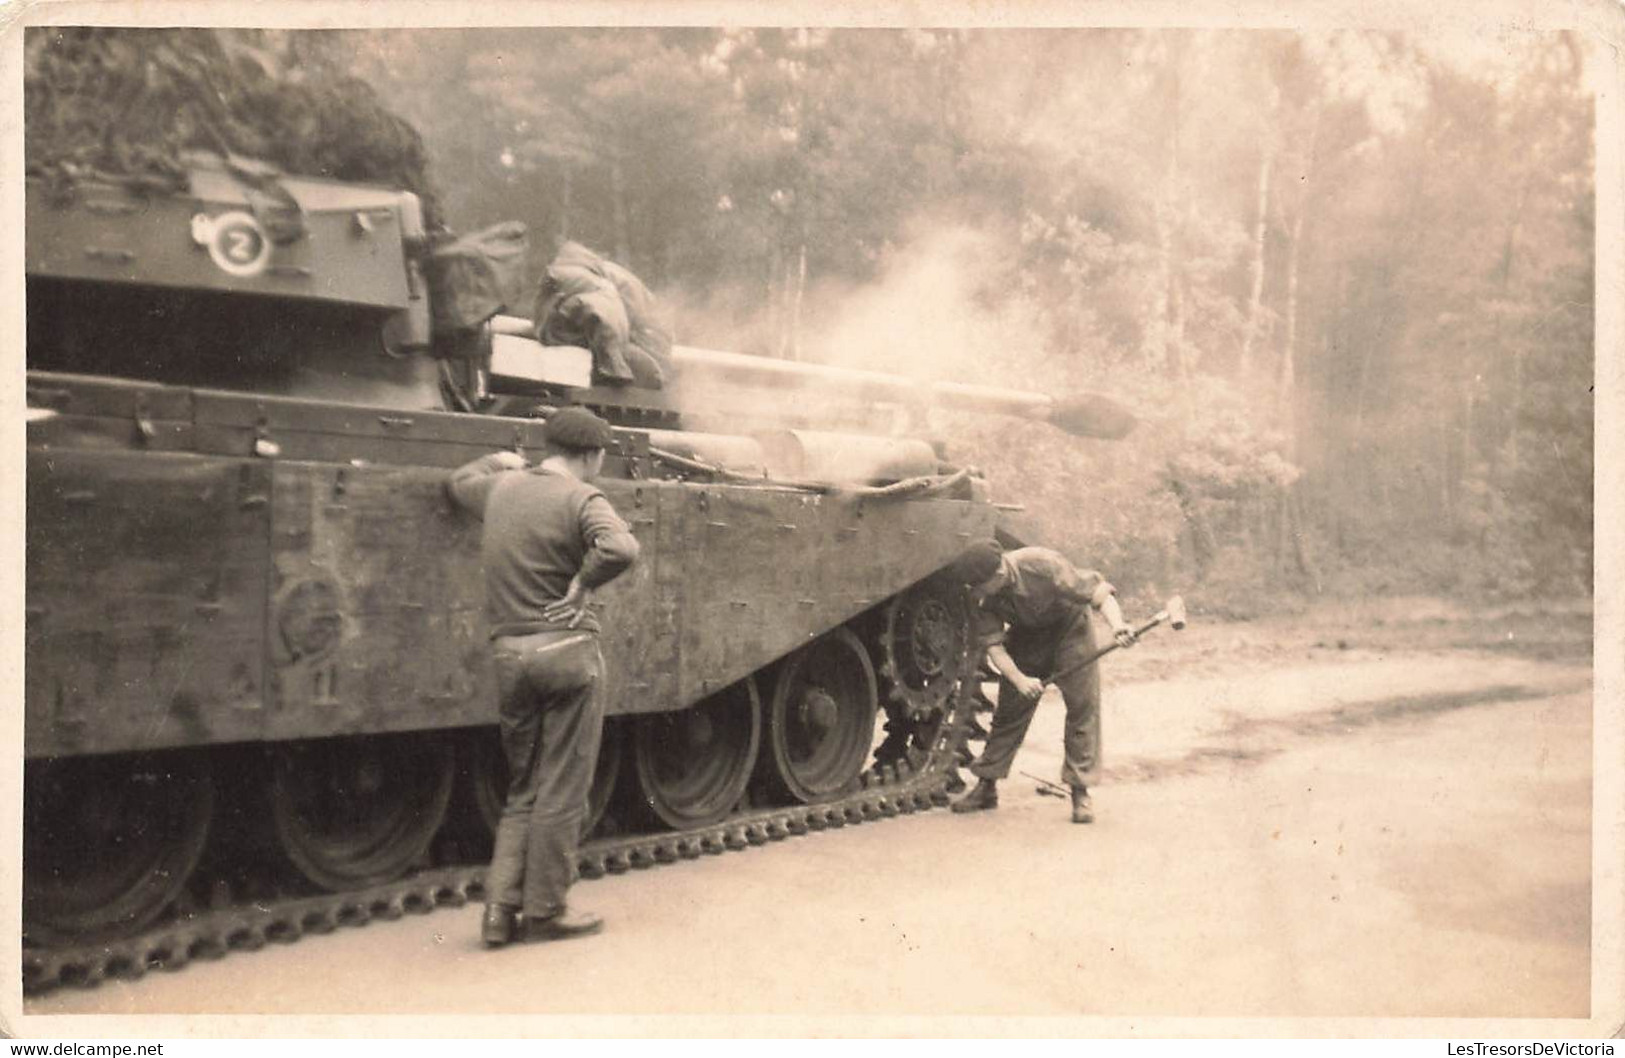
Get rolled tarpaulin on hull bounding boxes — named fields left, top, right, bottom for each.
left=645, top=429, right=768, bottom=478
left=756, top=429, right=939, bottom=484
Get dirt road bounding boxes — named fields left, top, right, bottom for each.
left=22, top=604, right=1596, bottom=1024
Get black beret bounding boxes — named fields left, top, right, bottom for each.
left=542, top=406, right=615, bottom=451
left=950, top=539, right=1004, bottom=585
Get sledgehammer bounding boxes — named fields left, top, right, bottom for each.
left=1042, top=595, right=1188, bottom=688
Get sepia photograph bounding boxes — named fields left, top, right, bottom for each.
left=4, top=0, right=1621, bottom=1039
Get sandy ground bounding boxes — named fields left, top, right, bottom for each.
left=19, top=603, right=1598, bottom=1027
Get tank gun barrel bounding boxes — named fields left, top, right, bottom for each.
left=487, top=317, right=1134, bottom=439
left=668, top=344, right=1135, bottom=440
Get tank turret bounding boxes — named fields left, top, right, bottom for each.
left=28, top=158, right=1134, bottom=470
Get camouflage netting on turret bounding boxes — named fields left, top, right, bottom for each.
left=25, top=27, right=443, bottom=229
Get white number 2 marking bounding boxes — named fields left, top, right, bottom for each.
left=204, top=211, right=269, bottom=276
left=226, top=228, right=255, bottom=262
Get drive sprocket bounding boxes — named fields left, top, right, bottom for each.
left=877, top=576, right=972, bottom=721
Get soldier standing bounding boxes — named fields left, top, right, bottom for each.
left=948, top=539, right=1135, bottom=824
left=448, top=407, right=639, bottom=946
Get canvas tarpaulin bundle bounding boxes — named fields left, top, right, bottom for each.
left=427, top=222, right=532, bottom=336
left=533, top=241, right=675, bottom=389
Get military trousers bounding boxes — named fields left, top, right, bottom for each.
left=968, top=604, right=1102, bottom=790
left=486, top=629, right=604, bottom=918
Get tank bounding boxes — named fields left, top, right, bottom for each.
left=22, top=157, right=1133, bottom=989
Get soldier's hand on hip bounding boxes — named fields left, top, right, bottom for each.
left=543, top=576, right=593, bottom=628
left=566, top=590, right=596, bottom=629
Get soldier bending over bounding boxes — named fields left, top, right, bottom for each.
left=448, top=407, right=639, bottom=945
left=949, top=539, right=1134, bottom=824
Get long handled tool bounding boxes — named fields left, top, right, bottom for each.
left=1021, top=771, right=1071, bottom=798
left=1042, top=594, right=1188, bottom=689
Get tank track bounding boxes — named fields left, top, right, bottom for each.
left=22, top=686, right=973, bottom=996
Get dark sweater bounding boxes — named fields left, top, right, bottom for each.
left=447, top=452, right=640, bottom=637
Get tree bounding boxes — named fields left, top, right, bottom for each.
left=322, top=26, right=1594, bottom=603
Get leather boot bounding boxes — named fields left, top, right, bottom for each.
left=524, top=907, right=604, bottom=942
left=481, top=904, right=518, bottom=947
left=1070, top=786, right=1094, bottom=824
left=951, top=778, right=998, bottom=813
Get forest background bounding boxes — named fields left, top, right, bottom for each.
left=28, top=27, right=1597, bottom=616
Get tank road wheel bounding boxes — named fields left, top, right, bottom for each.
left=470, top=719, right=625, bottom=839
left=633, top=678, right=761, bottom=829
left=23, top=752, right=215, bottom=947
left=761, top=627, right=880, bottom=803
left=268, top=734, right=454, bottom=892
